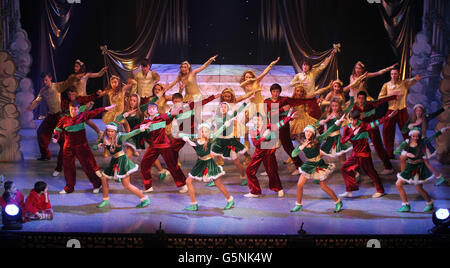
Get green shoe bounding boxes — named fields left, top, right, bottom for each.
left=435, top=177, right=446, bottom=187
left=206, top=181, right=216, bottom=187
left=185, top=204, right=199, bottom=211
left=355, top=174, right=361, bottom=184
left=397, top=204, right=411, bottom=213
left=115, top=178, right=122, bottom=183
left=291, top=205, right=303, bottom=213
left=334, top=201, right=343, bottom=213
left=97, top=200, right=110, bottom=208
left=224, top=200, right=235, bottom=210
left=240, top=179, right=248, bottom=186
left=159, top=171, right=168, bottom=182
left=136, top=198, right=150, bottom=208
left=313, top=180, right=320, bottom=184
left=424, top=203, right=434, bottom=213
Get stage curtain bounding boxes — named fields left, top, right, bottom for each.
left=276, top=0, right=338, bottom=87
left=379, top=0, right=421, bottom=79
left=101, top=0, right=168, bottom=80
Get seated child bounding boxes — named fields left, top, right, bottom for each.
left=25, top=181, right=53, bottom=220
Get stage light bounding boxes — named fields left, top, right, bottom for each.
left=430, top=208, right=450, bottom=235
left=2, top=204, right=23, bottom=230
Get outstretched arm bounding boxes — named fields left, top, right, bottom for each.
left=366, top=63, right=398, bottom=79
left=192, top=55, right=218, bottom=76
left=85, top=67, right=108, bottom=79
left=256, top=57, right=280, bottom=83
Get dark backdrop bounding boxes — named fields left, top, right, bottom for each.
left=20, top=0, right=420, bottom=100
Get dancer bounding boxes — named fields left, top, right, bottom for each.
left=264, top=83, right=315, bottom=175
left=26, top=73, right=73, bottom=161
left=211, top=102, right=249, bottom=186
left=290, top=46, right=339, bottom=119
left=351, top=91, right=398, bottom=174
left=348, top=61, right=398, bottom=100
left=24, top=181, right=53, bottom=221
left=401, top=103, right=449, bottom=186
left=339, top=110, right=399, bottom=199
left=138, top=103, right=187, bottom=193
left=130, top=59, right=160, bottom=105
left=378, top=69, right=422, bottom=158
left=394, top=127, right=450, bottom=212
left=71, top=60, right=107, bottom=140
left=94, top=122, right=151, bottom=209
left=53, top=103, right=116, bottom=194
left=166, top=55, right=218, bottom=102
left=240, top=57, right=280, bottom=164
left=290, top=114, right=347, bottom=213
left=245, top=111, right=298, bottom=198
left=181, top=123, right=235, bottom=211
left=318, top=98, right=354, bottom=165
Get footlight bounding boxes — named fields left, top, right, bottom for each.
left=431, top=208, right=450, bottom=234
left=2, top=204, right=23, bottom=230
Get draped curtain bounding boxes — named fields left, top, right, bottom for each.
left=379, top=0, right=421, bottom=79
left=101, top=0, right=168, bottom=81
left=276, top=0, right=338, bottom=87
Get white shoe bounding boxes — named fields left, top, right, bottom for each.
left=93, top=186, right=102, bottom=194
left=179, top=185, right=189, bottom=193
left=59, top=189, right=68, bottom=195
left=144, top=187, right=154, bottom=193
left=52, top=171, right=60, bottom=177
left=339, top=192, right=354, bottom=198
left=291, top=169, right=300, bottom=176
left=372, top=192, right=386, bottom=198
left=244, top=193, right=261, bottom=198
left=380, top=169, right=395, bottom=175
left=260, top=172, right=268, bottom=176
left=278, top=190, right=285, bottom=198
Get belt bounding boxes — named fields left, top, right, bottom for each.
left=113, top=151, right=125, bottom=159
left=306, top=155, right=321, bottom=162
left=199, top=155, right=212, bottom=161
left=408, top=159, right=424, bottom=165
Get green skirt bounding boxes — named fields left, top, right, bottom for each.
left=123, top=133, right=146, bottom=152
left=189, top=159, right=226, bottom=182
left=397, top=162, right=434, bottom=185
left=102, top=154, right=139, bottom=180
left=211, top=138, right=248, bottom=160
left=299, top=159, right=335, bottom=181
left=321, top=135, right=352, bottom=157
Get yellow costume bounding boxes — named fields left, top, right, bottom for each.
left=102, top=89, right=126, bottom=124
left=290, top=104, right=317, bottom=137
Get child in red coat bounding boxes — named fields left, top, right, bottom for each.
left=25, top=181, right=53, bottom=221
left=0, top=181, right=26, bottom=211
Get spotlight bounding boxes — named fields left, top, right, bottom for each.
left=431, top=208, right=450, bottom=235
left=2, top=204, right=23, bottom=230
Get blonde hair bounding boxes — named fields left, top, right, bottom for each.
left=125, top=93, right=144, bottom=120
left=240, top=70, right=257, bottom=84
left=178, top=61, right=192, bottom=79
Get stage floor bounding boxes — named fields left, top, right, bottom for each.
left=0, top=120, right=449, bottom=235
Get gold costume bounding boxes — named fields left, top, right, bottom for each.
left=290, top=104, right=317, bottom=137
left=289, top=56, right=332, bottom=96
left=378, top=78, right=417, bottom=111
left=103, top=89, right=126, bottom=124
left=180, top=74, right=203, bottom=102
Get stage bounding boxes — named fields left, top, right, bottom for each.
left=1, top=118, right=449, bottom=237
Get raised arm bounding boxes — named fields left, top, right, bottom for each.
left=85, top=67, right=108, bottom=79
left=192, top=55, right=218, bottom=76
left=256, top=57, right=280, bottom=83
left=366, top=63, right=398, bottom=79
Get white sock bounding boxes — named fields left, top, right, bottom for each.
left=227, top=196, right=234, bottom=203
left=140, top=197, right=148, bottom=202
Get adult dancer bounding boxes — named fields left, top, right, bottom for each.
left=53, top=103, right=116, bottom=194
left=378, top=69, right=422, bottom=158
left=130, top=59, right=160, bottom=105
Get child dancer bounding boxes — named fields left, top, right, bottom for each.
left=245, top=111, right=298, bottom=198
left=318, top=98, right=354, bottom=165
left=53, top=103, right=116, bottom=194
left=94, top=122, right=151, bottom=208
left=138, top=103, right=187, bottom=193
left=339, top=110, right=398, bottom=199
left=211, top=102, right=249, bottom=186
left=24, top=181, right=53, bottom=221
left=394, top=127, right=450, bottom=212
left=401, top=104, right=449, bottom=186
left=181, top=123, right=235, bottom=211
left=290, top=114, right=346, bottom=213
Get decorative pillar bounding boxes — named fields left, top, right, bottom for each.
left=436, top=56, right=450, bottom=164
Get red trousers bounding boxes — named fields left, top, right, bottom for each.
left=369, top=127, right=392, bottom=170
left=171, top=138, right=186, bottom=160
left=37, top=113, right=60, bottom=159
left=382, top=109, right=409, bottom=158
left=141, top=147, right=186, bottom=190
left=246, top=148, right=282, bottom=195
left=341, top=154, right=385, bottom=193
left=62, top=143, right=101, bottom=193
left=279, top=123, right=303, bottom=168
left=55, top=135, right=65, bottom=172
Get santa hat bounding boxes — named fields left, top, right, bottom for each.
left=106, top=122, right=119, bottom=132
left=198, top=122, right=212, bottom=131
left=75, top=59, right=85, bottom=66
left=408, top=127, right=421, bottom=137
left=413, top=104, right=425, bottom=111
left=304, top=125, right=317, bottom=134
